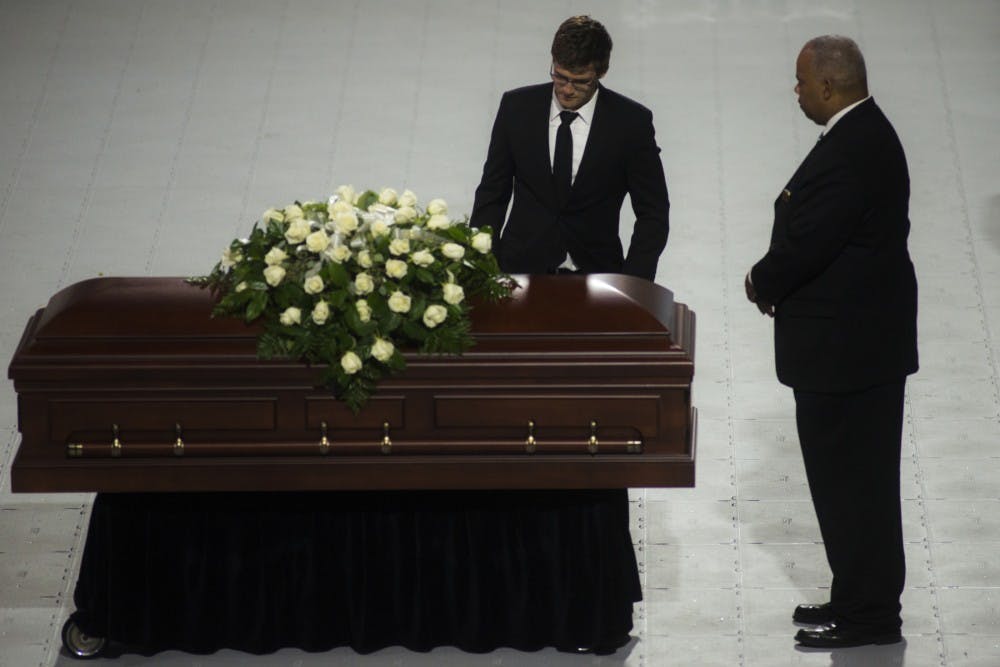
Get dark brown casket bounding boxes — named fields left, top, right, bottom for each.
left=8, top=274, right=695, bottom=493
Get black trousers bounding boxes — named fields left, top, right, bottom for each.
left=793, top=380, right=906, bottom=631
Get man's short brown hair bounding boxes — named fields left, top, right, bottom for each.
left=551, top=15, right=612, bottom=75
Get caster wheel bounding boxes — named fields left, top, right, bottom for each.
left=62, top=614, right=106, bottom=659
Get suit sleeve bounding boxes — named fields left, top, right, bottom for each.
left=750, top=159, right=865, bottom=304
left=470, top=94, right=515, bottom=246
left=622, top=109, right=670, bottom=281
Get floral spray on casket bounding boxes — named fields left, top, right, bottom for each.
left=190, top=185, right=516, bottom=412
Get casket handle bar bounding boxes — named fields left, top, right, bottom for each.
left=319, top=421, right=331, bottom=455
left=63, top=423, right=645, bottom=457
left=381, top=421, right=392, bottom=455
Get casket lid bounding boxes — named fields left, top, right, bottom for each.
left=10, top=274, right=686, bottom=368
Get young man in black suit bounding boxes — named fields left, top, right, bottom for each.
left=746, top=36, right=918, bottom=649
left=463, top=16, right=671, bottom=654
left=471, top=15, right=669, bottom=280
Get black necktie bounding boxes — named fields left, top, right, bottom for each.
left=554, top=110, right=578, bottom=208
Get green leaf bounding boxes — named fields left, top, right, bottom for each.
left=382, top=311, right=402, bottom=333
left=327, top=289, right=347, bottom=309
left=323, top=261, right=350, bottom=288
left=356, top=190, right=378, bottom=212
left=401, top=319, right=429, bottom=342
left=246, top=292, right=267, bottom=321
left=414, top=267, right=436, bottom=284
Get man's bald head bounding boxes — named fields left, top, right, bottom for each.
left=795, top=36, right=869, bottom=125
left=803, top=35, right=869, bottom=99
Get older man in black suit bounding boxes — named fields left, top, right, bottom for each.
left=471, top=15, right=669, bottom=280
left=746, top=36, right=918, bottom=649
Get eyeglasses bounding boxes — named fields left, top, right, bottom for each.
left=549, top=65, right=597, bottom=91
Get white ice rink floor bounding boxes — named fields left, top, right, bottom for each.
left=1, top=1, right=998, bottom=665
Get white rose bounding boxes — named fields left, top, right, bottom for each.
left=221, top=247, right=242, bottom=268
left=279, top=306, right=301, bottom=326
left=371, top=337, right=395, bottom=362
left=340, top=351, right=363, bottom=375
left=394, top=206, right=417, bottom=224
left=378, top=188, right=398, bottom=206
left=284, top=204, right=305, bottom=220
left=422, top=304, right=448, bottom=328
left=370, top=220, right=390, bottom=238
left=262, top=208, right=285, bottom=223
left=441, top=242, right=465, bottom=260
left=332, top=199, right=354, bottom=213
left=304, top=275, right=324, bottom=295
left=356, top=299, right=372, bottom=322
left=427, top=214, right=451, bottom=230
left=311, top=301, right=330, bottom=325
left=263, top=265, right=286, bottom=286
left=357, top=249, right=373, bottom=268
left=333, top=211, right=359, bottom=235
left=388, top=290, right=412, bottom=313
left=427, top=198, right=448, bottom=215
left=327, top=198, right=352, bottom=216
left=398, top=190, right=418, bottom=208
left=235, top=281, right=248, bottom=292
left=334, top=185, right=356, bottom=205
left=264, top=246, right=288, bottom=266
left=305, top=230, right=330, bottom=253
left=471, top=232, right=492, bottom=254
left=285, top=218, right=312, bottom=244
left=442, top=283, right=464, bottom=305
left=389, top=238, right=410, bottom=255
left=354, top=272, right=374, bottom=295
left=328, top=245, right=352, bottom=263
left=411, top=249, right=435, bottom=267
left=385, top=258, right=408, bottom=279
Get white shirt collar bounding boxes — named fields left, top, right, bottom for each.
left=823, top=95, right=871, bottom=136
left=549, top=87, right=599, bottom=125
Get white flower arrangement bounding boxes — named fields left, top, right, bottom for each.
left=192, top=186, right=514, bottom=412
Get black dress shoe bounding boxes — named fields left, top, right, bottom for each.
left=795, top=621, right=902, bottom=648
left=793, top=602, right=833, bottom=625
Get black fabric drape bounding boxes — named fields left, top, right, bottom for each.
left=74, top=490, right=640, bottom=655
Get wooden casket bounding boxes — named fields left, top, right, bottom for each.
left=8, top=274, right=695, bottom=493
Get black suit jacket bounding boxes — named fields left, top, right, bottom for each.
left=471, top=83, right=669, bottom=281
left=751, top=98, right=918, bottom=392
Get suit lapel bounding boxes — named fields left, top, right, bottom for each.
left=569, top=85, right=606, bottom=197
left=786, top=134, right=826, bottom=188
left=525, top=86, right=556, bottom=200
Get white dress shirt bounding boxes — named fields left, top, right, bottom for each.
left=548, top=88, right=599, bottom=184
left=821, top=95, right=871, bottom=137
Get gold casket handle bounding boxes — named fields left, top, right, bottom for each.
left=525, top=420, right=537, bottom=454
left=587, top=420, right=599, bottom=455
left=319, top=421, right=331, bottom=455
left=380, top=421, right=392, bottom=455
left=111, top=424, right=123, bottom=458
left=173, top=423, right=184, bottom=457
